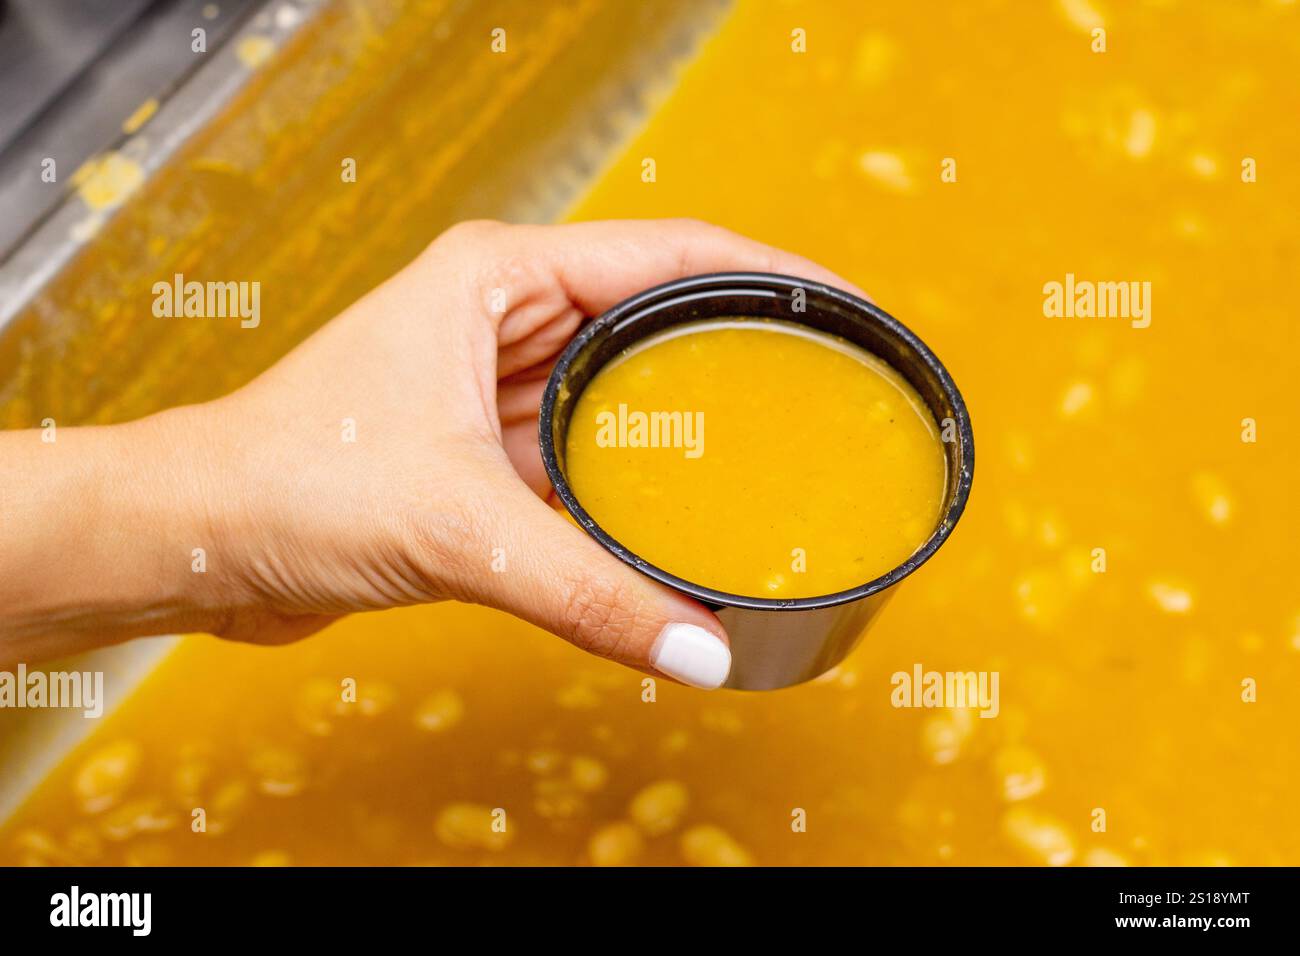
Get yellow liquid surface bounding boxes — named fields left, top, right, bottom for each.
left=3, top=0, right=1299, bottom=867
left=565, top=320, right=947, bottom=598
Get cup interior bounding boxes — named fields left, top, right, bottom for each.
left=539, top=272, right=975, bottom=611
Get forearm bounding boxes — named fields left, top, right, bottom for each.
left=0, top=409, right=226, bottom=664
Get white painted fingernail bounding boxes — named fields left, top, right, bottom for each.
left=650, top=623, right=731, bottom=690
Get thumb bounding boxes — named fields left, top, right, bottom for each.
left=459, top=477, right=732, bottom=689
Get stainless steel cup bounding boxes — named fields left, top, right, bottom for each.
left=539, top=272, right=974, bottom=690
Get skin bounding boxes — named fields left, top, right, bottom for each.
left=0, top=219, right=859, bottom=682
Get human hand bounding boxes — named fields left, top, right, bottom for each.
left=2, top=220, right=858, bottom=688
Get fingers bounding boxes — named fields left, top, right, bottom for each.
left=516, top=218, right=869, bottom=314
left=435, top=218, right=866, bottom=322
left=450, top=472, right=732, bottom=689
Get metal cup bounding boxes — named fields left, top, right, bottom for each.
left=539, top=272, right=974, bottom=690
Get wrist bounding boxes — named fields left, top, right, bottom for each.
left=121, top=405, right=239, bottom=636
left=0, top=408, right=235, bottom=660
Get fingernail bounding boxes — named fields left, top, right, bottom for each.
left=650, top=623, right=731, bottom=690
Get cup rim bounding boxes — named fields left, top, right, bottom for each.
left=538, top=271, right=975, bottom=611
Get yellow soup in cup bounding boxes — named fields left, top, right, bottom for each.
left=564, top=318, right=948, bottom=599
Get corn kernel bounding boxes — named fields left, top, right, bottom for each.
left=73, top=740, right=142, bottom=814
left=1002, top=807, right=1075, bottom=866
left=435, top=804, right=512, bottom=851
left=992, top=745, right=1047, bottom=801
left=414, top=690, right=465, bottom=733
left=629, top=780, right=689, bottom=836
left=588, top=822, right=644, bottom=866
left=569, top=756, right=609, bottom=793
left=99, top=797, right=177, bottom=842
left=680, top=825, right=754, bottom=867
left=248, top=747, right=307, bottom=797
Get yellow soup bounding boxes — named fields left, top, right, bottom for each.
left=564, top=319, right=948, bottom=598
